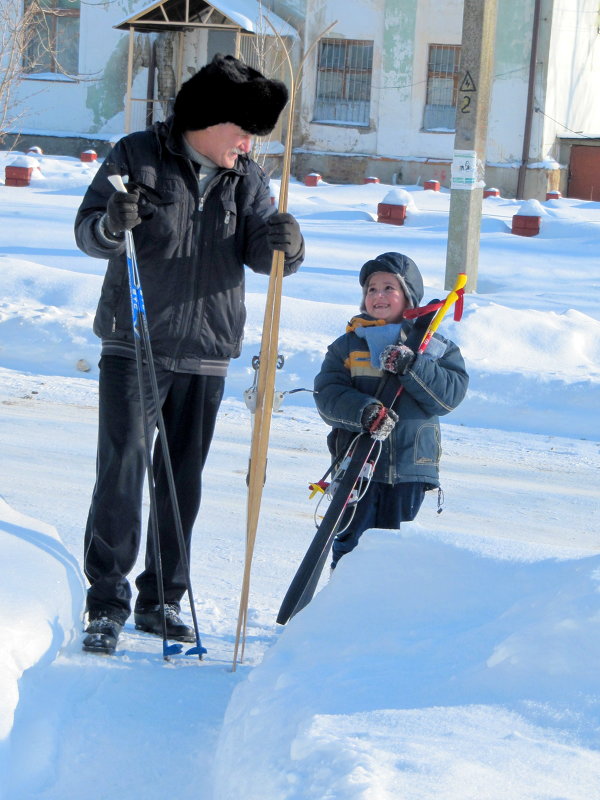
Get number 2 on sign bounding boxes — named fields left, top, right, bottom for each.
left=461, top=95, right=471, bottom=113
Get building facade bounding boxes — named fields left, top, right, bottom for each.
left=4, top=0, right=600, bottom=199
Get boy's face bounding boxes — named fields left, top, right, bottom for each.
left=364, top=271, right=409, bottom=323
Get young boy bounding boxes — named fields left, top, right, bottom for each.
left=314, top=252, right=469, bottom=568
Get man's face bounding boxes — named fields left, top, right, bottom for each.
left=185, top=123, right=253, bottom=168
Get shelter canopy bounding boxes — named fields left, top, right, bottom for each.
left=114, top=0, right=296, bottom=36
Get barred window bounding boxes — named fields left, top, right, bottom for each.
left=423, top=44, right=461, bottom=132
left=313, top=39, right=373, bottom=126
left=23, top=0, right=80, bottom=76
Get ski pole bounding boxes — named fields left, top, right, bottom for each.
left=107, top=172, right=206, bottom=661
left=383, top=272, right=466, bottom=425
left=414, top=273, right=467, bottom=353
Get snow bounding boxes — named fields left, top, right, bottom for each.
left=517, top=198, right=547, bottom=217
left=0, top=149, right=599, bottom=799
left=7, top=155, right=41, bottom=169
left=381, top=187, right=414, bottom=207
left=215, top=532, right=600, bottom=799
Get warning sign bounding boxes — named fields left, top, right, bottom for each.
left=459, top=71, right=477, bottom=92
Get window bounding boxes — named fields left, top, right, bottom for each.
left=313, top=39, right=373, bottom=126
left=423, top=44, right=461, bottom=131
left=23, top=0, right=80, bottom=76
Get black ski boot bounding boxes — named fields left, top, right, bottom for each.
left=134, top=603, right=195, bottom=642
left=82, top=614, right=123, bottom=655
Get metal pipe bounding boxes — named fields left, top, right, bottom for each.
left=516, top=0, right=542, bottom=199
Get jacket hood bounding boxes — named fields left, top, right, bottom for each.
left=358, top=252, right=424, bottom=309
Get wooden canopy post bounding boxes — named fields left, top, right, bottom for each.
left=125, top=26, right=135, bottom=133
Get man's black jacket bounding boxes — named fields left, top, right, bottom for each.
left=75, top=118, right=303, bottom=373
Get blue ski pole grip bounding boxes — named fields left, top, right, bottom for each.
left=127, top=258, right=141, bottom=336
left=107, top=173, right=143, bottom=334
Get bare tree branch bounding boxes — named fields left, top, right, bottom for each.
left=0, top=0, right=41, bottom=143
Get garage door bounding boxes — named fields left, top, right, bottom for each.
left=567, top=145, right=600, bottom=201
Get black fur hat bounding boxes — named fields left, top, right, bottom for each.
left=173, top=53, right=288, bottom=136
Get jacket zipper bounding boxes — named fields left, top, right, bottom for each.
left=170, top=160, right=203, bottom=366
left=173, top=169, right=235, bottom=365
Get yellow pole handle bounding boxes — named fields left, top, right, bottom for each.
left=418, top=272, right=466, bottom=352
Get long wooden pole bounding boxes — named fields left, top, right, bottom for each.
left=232, top=21, right=337, bottom=670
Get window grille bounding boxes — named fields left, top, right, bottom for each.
left=23, top=0, right=80, bottom=75
left=314, top=39, right=373, bottom=126
left=423, top=44, right=461, bottom=131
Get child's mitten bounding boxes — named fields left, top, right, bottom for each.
left=380, top=344, right=416, bottom=375
left=361, top=403, right=399, bottom=441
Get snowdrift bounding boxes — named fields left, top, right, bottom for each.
left=0, top=498, right=84, bottom=741
left=213, top=527, right=600, bottom=800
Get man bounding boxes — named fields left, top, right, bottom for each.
left=75, top=54, right=304, bottom=654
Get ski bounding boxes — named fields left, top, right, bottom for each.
left=276, top=273, right=467, bottom=625
left=231, top=20, right=337, bottom=670
left=276, top=432, right=378, bottom=624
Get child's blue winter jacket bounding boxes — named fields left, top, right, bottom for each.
left=314, top=313, right=469, bottom=488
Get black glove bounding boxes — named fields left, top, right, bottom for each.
left=380, top=344, right=416, bottom=375
left=266, top=212, right=302, bottom=256
left=105, top=188, right=142, bottom=235
left=361, top=403, right=399, bottom=441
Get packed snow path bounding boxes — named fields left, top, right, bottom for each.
left=0, top=383, right=598, bottom=799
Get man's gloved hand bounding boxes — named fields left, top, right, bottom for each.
left=105, top=188, right=142, bottom=235
left=380, top=344, right=416, bottom=375
left=266, top=212, right=302, bottom=256
left=361, top=403, right=399, bottom=441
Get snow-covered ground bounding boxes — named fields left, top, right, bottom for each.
left=0, top=150, right=598, bottom=799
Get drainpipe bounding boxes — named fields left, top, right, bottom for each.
left=516, top=0, right=542, bottom=199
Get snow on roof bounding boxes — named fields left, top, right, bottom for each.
left=212, top=0, right=295, bottom=35
left=115, top=0, right=296, bottom=37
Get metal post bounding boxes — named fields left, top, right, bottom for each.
left=516, top=0, right=542, bottom=200
left=444, top=0, right=498, bottom=292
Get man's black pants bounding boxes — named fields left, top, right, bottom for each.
left=84, top=355, right=224, bottom=621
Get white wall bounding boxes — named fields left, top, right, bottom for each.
left=296, top=0, right=381, bottom=155
left=378, top=0, right=463, bottom=160
left=544, top=0, right=600, bottom=151
left=13, top=0, right=134, bottom=137
left=8, top=0, right=600, bottom=169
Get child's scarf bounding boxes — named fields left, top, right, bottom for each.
left=354, top=322, right=405, bottom=368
